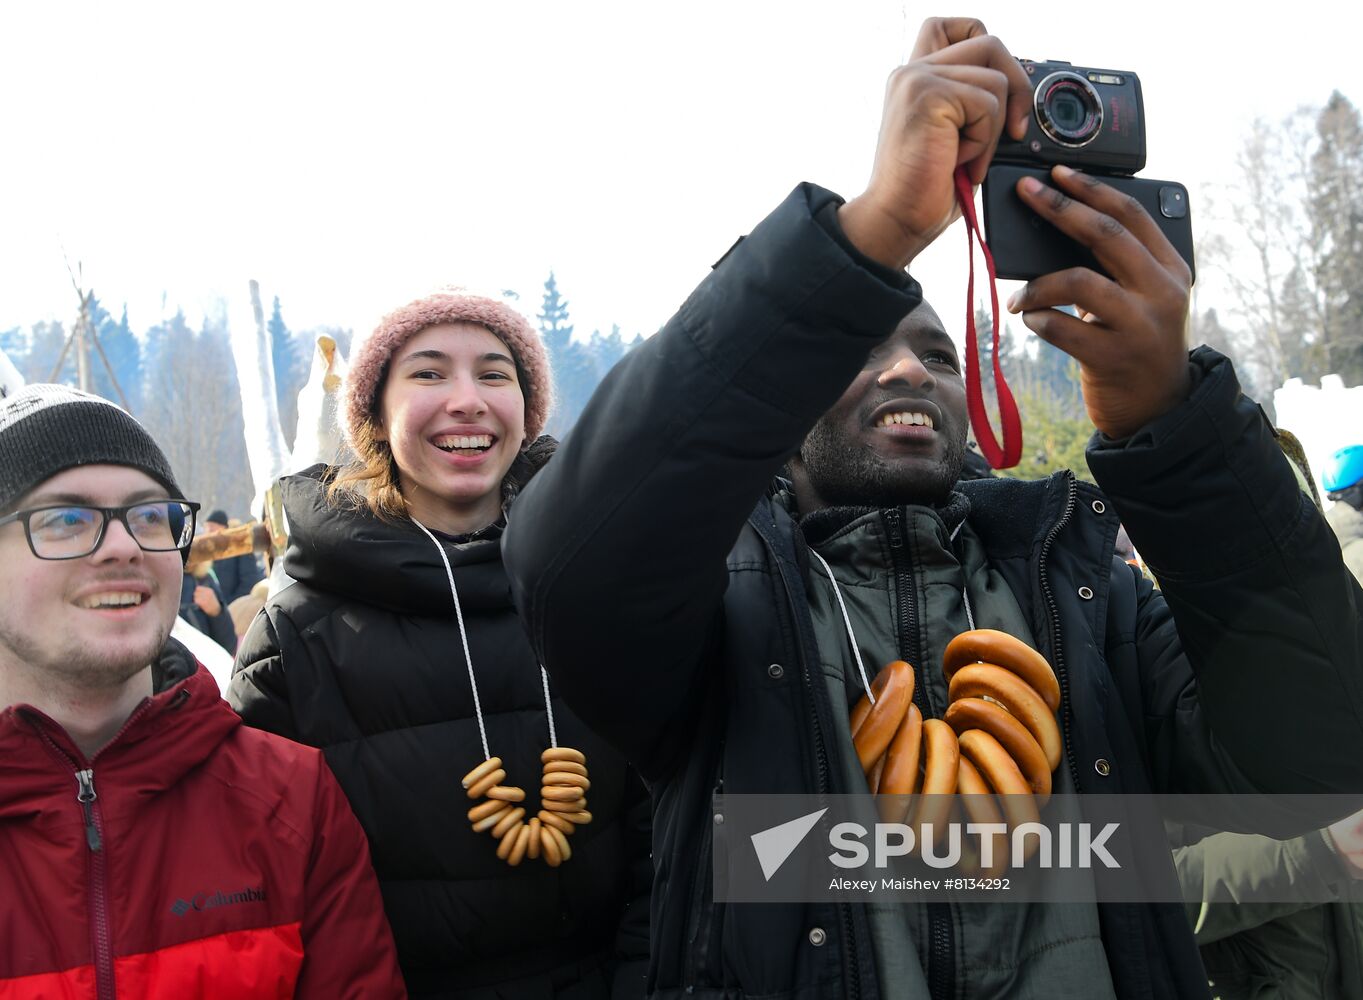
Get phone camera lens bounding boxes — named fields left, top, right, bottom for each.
left=1159, top=185, right=1189, bottom=219
left=1035, top=72, right=1103, bottom=147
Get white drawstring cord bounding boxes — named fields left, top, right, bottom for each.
left=809, top=548, right=876, bottom=705
left=949, top=521, right=977, bottom=630
left=812, top=518, right=976, bottom=704
left=540, top=666, right=559, bottom=749
left=411, top=516, right=563, bottom=761
left=411, top=517, right=491, bottom=761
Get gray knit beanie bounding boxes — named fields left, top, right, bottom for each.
left=0, top=384, right=182, bottom=513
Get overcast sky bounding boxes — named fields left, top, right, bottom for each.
left=3, top=1, right=1360, bottom=346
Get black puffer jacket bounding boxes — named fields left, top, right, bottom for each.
left=502, top=184, right=1363, bottom=999
left=229, top=463, right=650, bottom=1000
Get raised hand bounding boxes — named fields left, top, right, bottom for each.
left=193, top=584, right=222, bottom=617
left=1004, top=165, right=1193, bottom=439
left=1327, top=808, right=1363, bottom=879
left=838, top=17, right=1032, bottom=270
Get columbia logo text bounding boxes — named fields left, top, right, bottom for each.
left=169, top=885, right=267, bottom=918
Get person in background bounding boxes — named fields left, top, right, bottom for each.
left=1324, top=444, right=1363, bottom=584
left=229, top=578, right=271, bottom=642
left=1170, top=810, right=1363, bottom=998
left=229, top=291, right=650, bottom=1000
left=179, top=558, right=236, bottom=654
left=1163, top=434, right=1361, bottom=999
left=203, top=508, right=265, bottom=602
left=0, top=383, right=405, bottom=997
left=1113, top=524, right=1152, bottom=581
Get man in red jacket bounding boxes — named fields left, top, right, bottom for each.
left=0, top=383, right=406, bottom=998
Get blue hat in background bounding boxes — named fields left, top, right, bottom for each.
left=1322, top=445, right=1363, bottom=493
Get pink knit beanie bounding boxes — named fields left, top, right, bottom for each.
left=344, top=291, right=554, bottom=449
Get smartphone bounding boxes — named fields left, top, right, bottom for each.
left=981, top=164, right=1195, bottom=284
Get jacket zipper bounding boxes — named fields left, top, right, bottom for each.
left=76, top=768, right=115, bottom=1000
left=28, top=700, right=163, bottom=1000
left=32, top=726, right=117, bottom=1000
left=883, top=508, right=953, bottom=1000
left=1037, top=472, right=1084, bottom=794
left=76, top=768, right=102, bottom=851
left=682, top=762, right=724, bottom=990
left=769, top=529, right=861, bottom=1000
left=883, top=509, right=932, bottom=718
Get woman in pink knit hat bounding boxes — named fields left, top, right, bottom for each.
left=229, top=291, right=650, bottom=1000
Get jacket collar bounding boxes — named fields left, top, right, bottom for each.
left=759, top=471, right=1080, bottom=562
left=957, top=472, right=1073, bottom=559
left=0, top=643, right=239, bottom=817
left=152, top=634, right=198, bottom=692
left=767, top=470, right=1050, bottom=547
left=793, top=492, right=972, bottom=547
left=279, top=464, right=511, bottom=616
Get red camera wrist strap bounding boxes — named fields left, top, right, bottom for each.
left=954, top=166, right=1022, bottom=470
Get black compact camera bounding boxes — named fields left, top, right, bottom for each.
left=982, top=60, right=1195, bottom=282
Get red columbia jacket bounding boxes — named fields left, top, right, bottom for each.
left=0, top=642, right=406, bottom=998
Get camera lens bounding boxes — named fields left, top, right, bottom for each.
left=1050, top=92, right=1086, bottom=130
left=1035, top=71, right=1103, bottom=147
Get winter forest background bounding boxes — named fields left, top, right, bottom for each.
left=3, top=92, right=1360, bottom=517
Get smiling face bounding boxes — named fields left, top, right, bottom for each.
left=0, top=465, right=183, bottom=695
left=792, top=301, right=968, bottom=512
left=376, top=322, right=527, bottom=534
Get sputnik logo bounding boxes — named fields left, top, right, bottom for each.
left=750, top=808, right=828, bottom=881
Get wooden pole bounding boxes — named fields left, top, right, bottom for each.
left=187, top=521, right=272, bottom=564
left=88, top=312, right=133, bottom=411
left=75, top=292, right=91, bottom=392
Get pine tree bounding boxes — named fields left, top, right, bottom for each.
left=91, top=301, right=142, bottom=413
left=975, top=305, right=1090, bottom=480
left=1278, top=265, right=1319, bottom=380
left=1032, top=337, right=1083, bottom=418
left=588, top=324, right=628, bottom=378
left=997, top=385, right=1094, bottom=481
left=141, top=309, right=253, bottom=516
left=27, top=321, right=71, bottom=384
left=537, top=271, right=574, bottom=356
left=141, top=308, right=198, bottom=485
left=1211, top=93, right=1363, bottom=388
left=972, top=304, right=1022, bottom=418
left=1307, top=91, right=1363, bottom=383
left=142, top=309, right=195, bottom=393
left=0, top=327, right=27, bottom=380
left=535, top=272, right=597, bottom=436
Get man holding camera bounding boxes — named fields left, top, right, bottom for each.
left=504, top=16, right=1363, bottom=1000
left=0, top=385, right=405, bottom=997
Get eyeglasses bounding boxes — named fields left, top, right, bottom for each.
left=0, top=500, right=200, bottom=560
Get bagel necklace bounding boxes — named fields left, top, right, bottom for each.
left=811, top=529, right=1064, bottom=876
left=413, top=518, right=591, bottom=868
